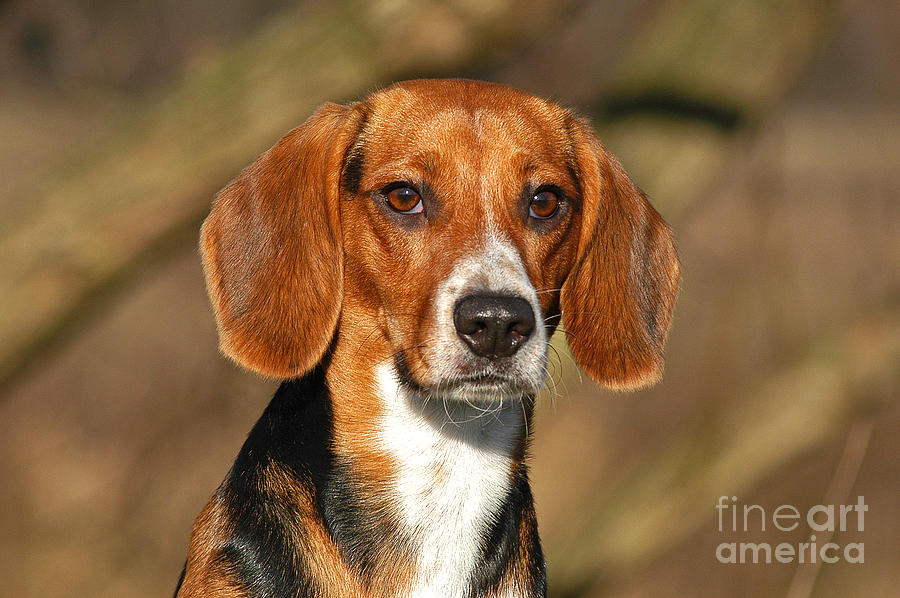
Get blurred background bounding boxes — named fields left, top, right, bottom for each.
left=1, top=0, right=897, bottom=596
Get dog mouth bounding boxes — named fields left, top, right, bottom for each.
left=394, top=353, right=536, bottom=400
left=441, top=372, right=526, bottom=397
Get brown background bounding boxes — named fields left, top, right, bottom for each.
left=1, top=1, right=897, bottom=596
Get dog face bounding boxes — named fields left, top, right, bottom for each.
left=201, top=79, right=679, bottom=396
left=339, top=82, right=580, bottom=399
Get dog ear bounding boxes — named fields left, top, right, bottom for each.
left=561, top=116, right=680, bottom=390
left=200, top=103, right=364, bottom=378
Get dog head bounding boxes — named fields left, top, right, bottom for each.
left=201, top=79, right=679, bottom=397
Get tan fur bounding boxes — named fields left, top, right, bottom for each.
left=260, top=462, right=372, bottom=598
left=201, top=103, right=365, bottom=378
left=561, top=115, right=680, bottom=389
left=178, top=497, right=245, bottom=598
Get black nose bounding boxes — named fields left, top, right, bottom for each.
left=453, top=295, right=536, bottom=359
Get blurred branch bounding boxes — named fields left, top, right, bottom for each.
left=548, top=308, right=900, bottom=594
left=784, top=417, right=875, bottom=598
left=0, top=0, right=579, bottom=391
left=607, top=0, right=841, bottom=118
left=589, top=0, right=842, bottom=222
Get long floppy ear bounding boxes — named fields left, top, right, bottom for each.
left=561, top=116, right=680, bottom=390
left=200, top=102, right=364, bottom=378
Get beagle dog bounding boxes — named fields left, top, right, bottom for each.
left=175, top=79, right=679, bottom=598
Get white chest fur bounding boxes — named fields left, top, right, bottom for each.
left=375, top=364, right=524, bottom=597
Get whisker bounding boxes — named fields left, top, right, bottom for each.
left=521, top=398, right=530, bottom=437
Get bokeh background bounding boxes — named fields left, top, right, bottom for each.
left=1, top=1, right=897, bottom=596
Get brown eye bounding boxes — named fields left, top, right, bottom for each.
left=529, top=189, right=559, bottom=219
left=385, top=186, right=423, bottom=214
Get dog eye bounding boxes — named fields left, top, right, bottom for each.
left=385, top=186, right=424, bottom=214
left=529, top=189, right=559, bottom=219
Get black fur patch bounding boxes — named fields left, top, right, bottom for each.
left=319, top=454, right=413, bottom=582
left=213, top=367, right=412, bottom=596
left=215, top=370, right=332, bottom=597
left=468, top=463, right=546, bottom=597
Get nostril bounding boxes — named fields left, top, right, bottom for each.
left=453, top=295, right=536, bottom=359
left=455, top=314, right=487, bottom=336
left=509, top=311, right=535, bottom=338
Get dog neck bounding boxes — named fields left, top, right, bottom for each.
left=372, top=362, right=527, bottom=596
left=320, top=354, right=543, bottom=597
